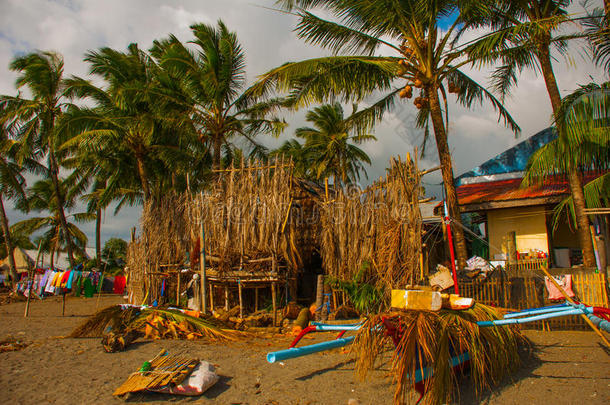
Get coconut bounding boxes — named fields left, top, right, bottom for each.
left=399, top=88, right=409, bottom=98
left=413, top=78, right=423, bottom=88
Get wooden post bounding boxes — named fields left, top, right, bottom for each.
left=315, top=274, right=324, bottom=321
left=224, top=285, right=229, bottom=311
left=255, top=287, right=259, bottom=312
left=200, top=220, right=207, bottom=313
left=540, top=266, right=610, bottom=348
left=507, top=231, right=518, bottom=275
left=272, top=282, right=277, bottom=326
left=238, top=280, right=244, bottom=319
left=176, top=271, right=181, bottom=306
left=209, top=283, right=214, bottom=312
left=62, top=292, right=66, bottom=316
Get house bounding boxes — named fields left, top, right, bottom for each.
left=456, top=128, right=609, bottom=269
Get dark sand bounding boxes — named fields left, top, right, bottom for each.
left=1, top=295, right=608, bottom=404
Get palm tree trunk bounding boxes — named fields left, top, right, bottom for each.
left=96, top=207, right=102, bottom=268
left=0, top=195, right=19, bottom=283
left=538, top=44, right=596, bottom=268
left=213, top=135, right=222, bottom=170
left=48, top=151, right=76, bottom=268
left=136, top=156, right=151, bottom=199
left=428, top=88, right=468, bottom=269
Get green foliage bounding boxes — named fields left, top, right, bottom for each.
left=273, top=102, right=375, bottom=184
left=327, top=262, right=383, bottom=314
left=524, top=82, right=610, bottom=230
left=102, top=237, right=128, bottom=271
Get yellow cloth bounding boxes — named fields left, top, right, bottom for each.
left=50, top=272, right=60, bottom=287
left=53, top=272, right=64, bottom=287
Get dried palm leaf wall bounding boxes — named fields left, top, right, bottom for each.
left=320, top=155, right=423, bottom=294
left=127, top=157, right=313, bottom=305
left=127, top=193, right=191, bottom=305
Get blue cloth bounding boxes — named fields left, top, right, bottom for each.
left=66, top=270, right=78, bottom=289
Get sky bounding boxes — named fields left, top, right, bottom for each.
left=1, top=0, right=607, bottom=249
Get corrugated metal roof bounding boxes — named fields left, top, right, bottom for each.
left=455, top=128, right=556, bottom=186
left=457, top=177, right=569, bottom=206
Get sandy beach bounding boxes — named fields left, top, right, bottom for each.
left=1, top=295, right=608, bottom=405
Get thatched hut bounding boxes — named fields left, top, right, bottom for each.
left=126, top=158, right=321, bottom=317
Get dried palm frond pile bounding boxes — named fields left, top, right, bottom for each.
left=353, top=304, right=525, bottom=405
left=320, top=155, right=422, bottom=297
left=127, top=157, right=317, bottom=305
left=69, top=305, right=241, bottom=352
left=132, top=309, right=240, bottom=342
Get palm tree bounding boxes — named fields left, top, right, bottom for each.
left=467, top=0, right=598, bottom=267
left=524, top=82, right=610, bottom=233
left=0, top=52, right=78, bottom=266
left=12, top=179, right=91, bottom=269
left=0, top=124, right=28, bottom=282
left=247, top=0, right=520, bottom=268
left=151, top=20, right=287, bottom=170
left=271, top=139, right=312, bottom=179
left=61, top=44, right=194, bottom=200
left=295, top=103, right=375, bottom=186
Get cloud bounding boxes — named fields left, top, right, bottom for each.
left=1, top=0, right=608, bottom=248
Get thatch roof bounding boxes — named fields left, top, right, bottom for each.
left=0, top=247, right=34, bottom=274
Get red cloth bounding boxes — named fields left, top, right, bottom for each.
left=60, top=271, right=71, bottom=287
left=113, top=275, right=126, bottom=295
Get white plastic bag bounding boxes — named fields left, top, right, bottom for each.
left=150, top=361, right=219, bottom=396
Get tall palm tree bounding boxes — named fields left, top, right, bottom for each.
left=0, top=52, right=78, bottom=266
left=12, top=179, right=91, bottom=269
left=61, top=44, right=194, bottom=200
left=247, top=0, right=520, bottom=268
left=295, top=103, right=375, bottom=186
left=0, top=124, right=28, bottom=282
left=151, top=20, right=287, bottom=170
left=467, top=0, right=598, bottom=267
left=524, top=82, right=610, bottom=232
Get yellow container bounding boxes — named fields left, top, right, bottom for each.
left=391, top=289, right=442, bottom=311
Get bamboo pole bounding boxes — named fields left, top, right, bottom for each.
left=200, top=219, right=207, bottom=313
left=224, top=285, right=229, bottom=311
left=272, top=282, right=277, bottom=327
left=540, top=266, right=610, bottom=347
left=209, top=283, right=214, bottom=312
left=238, top=280, right=243, bottom=318
left=176, top=271, right=181, bottom=305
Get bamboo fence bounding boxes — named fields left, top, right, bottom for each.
left=460, top=270, right=609, bottom=330
left=320, top=154, right=423, bottom=294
